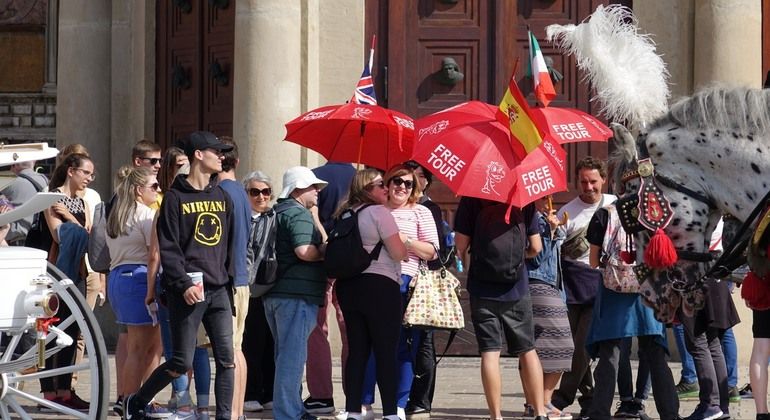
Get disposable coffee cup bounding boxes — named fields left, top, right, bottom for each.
left=188, top=272, right=204, bottom=302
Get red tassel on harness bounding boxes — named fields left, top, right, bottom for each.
left=644, top=228, right=678, bottom=268
left=741, top=271, right=770, bottom=311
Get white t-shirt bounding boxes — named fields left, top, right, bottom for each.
left=356, top=204, right=402, bottom=282
left=557, top=193, right=616, bottom=265
left=106, top=202, right=155, bottom=269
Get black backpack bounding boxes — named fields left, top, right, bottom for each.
left=87, top=201, right=112, bottom=273
left=246, top=208, right=278, bottom=297
left=324, top=204, right=383, bottom=280
left=469, top=202, right=525, bottom=283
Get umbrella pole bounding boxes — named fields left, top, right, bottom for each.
left=356, top=121, right=366, bottom=170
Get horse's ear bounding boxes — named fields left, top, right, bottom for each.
left=610, top=122, right=638, bottom=162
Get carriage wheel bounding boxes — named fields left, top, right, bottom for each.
left=0, top=263, right=109, bottom=419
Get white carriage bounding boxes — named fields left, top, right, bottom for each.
left=0, top=143, right=109, bottom=419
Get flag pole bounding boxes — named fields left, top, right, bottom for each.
left=368, top=34, right=376, bottom=71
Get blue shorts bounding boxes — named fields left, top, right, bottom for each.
left=108, top=264, right=153, bottom=326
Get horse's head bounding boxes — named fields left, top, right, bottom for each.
left=610, top=123, right=720, bottom=318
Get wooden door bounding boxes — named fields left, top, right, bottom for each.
left=366, top=0, right=620, bottom=355
left=156, top=0, right=234, bottom=150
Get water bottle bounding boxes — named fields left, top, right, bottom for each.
left=446, top=230, right=464, bottom=273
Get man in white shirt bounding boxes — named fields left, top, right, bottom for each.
left=551, top=156, right=616, bottom=418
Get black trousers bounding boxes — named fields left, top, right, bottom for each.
left=131, top=286, right=235, bottom=420
left=407, top=329, right=436, bottom=410
left=336, top=273, right=402, bottom=416
left=242, top=296, right=275, bottom=403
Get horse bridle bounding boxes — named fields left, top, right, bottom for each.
left=618, top=140, right=768, bottom=283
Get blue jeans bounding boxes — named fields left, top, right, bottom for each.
left=673, top=324, right=697, bottom=384
left=263, top=297, right=318, bottom=420
left=721, top=328, right=738, bottom=388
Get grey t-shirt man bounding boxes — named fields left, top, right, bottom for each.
left=1, top=164, right=48, bottom=245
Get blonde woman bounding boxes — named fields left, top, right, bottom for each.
left=105, top=166, right=163, bottom=405
left=335, top=168, right=407, bottom=420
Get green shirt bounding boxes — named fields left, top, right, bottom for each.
left=267, top=198, right=326, bottom=304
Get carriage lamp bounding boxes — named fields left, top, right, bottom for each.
left=24, top=277, right=59, bottom=318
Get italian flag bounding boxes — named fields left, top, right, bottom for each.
left=528, top=30, right=556, bottom=107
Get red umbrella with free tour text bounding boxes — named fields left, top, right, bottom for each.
left=284, top=102, right=414, bottom=171
left=412, top=101, right=568, bottom=208
left=529, top=106, right=612, bottom=144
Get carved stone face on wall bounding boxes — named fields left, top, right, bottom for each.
left=436, top=57, right=464, bottom=85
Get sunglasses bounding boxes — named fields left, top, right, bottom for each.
left=140, top=157, right=162, bottom=165
left=248, top=187, right=272, bottom=197
left=146, top=182, right=160, bottom=191
left=390, top=177, right=414, bottom=189
left=365, top=181, right=385, bottom=191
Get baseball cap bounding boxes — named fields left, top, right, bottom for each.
left=278, top=166, right=328, bottom=199
left=178, top=131, right=234, bottom=157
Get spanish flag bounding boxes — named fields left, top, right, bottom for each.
left=497, top=72, right=543, bottom=159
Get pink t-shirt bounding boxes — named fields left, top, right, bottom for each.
left=390, top=204, right=439, bottom=277
left=356, top=204, right=402, bottom=282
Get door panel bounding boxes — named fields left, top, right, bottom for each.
left=156, top=0, right=234, bottom=150
left=367, top=0, right=619, bottom=355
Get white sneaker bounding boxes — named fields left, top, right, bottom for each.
left=397, top=407, right=406, bottom=420
left=244, top=400, right=264, bottom=412
left=167, top=410, right=197, bottom=420
left=363, top=407, right=375, bottom=420
left=335, top=410, right=350, bottom=420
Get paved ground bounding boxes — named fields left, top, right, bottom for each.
left=13, top=355, right=761, bottom=419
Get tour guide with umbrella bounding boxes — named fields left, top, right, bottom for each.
left=411, top=100, right=568, bottom=209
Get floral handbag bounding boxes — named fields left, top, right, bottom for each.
left=602, top=205, right=640, bottom=294
left=403, top=259, right=464, bottom=331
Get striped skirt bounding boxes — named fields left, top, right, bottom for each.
left=530, top=283, right=574, bottom=373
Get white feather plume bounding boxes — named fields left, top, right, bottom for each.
left=546, top=5, right=670, bottom=129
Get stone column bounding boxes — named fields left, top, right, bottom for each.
left=693, top=0, right=762, bottom=89
left=233, top=0, right=304, bottom=184
left=56, top=1, right=111, bottom=195
left=42, top=0, right=59, bottom=94
left=635, top=0, right=695, bottom=99
left=110, top=1, right=155, bottom=180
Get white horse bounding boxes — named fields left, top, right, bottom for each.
left=610, top=86, right=770, bottom=321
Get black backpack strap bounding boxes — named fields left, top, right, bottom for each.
left=16, top=172, right=46, bottom=192
left=353, top=204, right=383, bottom=259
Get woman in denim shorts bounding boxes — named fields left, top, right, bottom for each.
left=106, top=166, right=163, bottom=403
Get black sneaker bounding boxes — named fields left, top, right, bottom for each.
left=123, top=393, right=146, bottom=420
left=300, top=413, right=319, bottom=420
left=113, top=396, right=124, bottom=417
left=303, top=397, right=335, bottom=415
left=615, top=400, right=644, bottom=418
left=757, top=414, right=770, bottom=420
left=740, top=383, right=753, bottom=399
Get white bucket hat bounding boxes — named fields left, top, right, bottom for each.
left=278, top=166, right=328, bottom=199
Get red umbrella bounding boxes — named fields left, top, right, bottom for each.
left=284, top=102, right=414, bottom=171
left=529, top=107, right=612, bottom=144
left=412, top=101, right=568, bottom=208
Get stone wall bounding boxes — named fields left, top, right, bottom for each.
left=0, top=93, right=56, bottom=142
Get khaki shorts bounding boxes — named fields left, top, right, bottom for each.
left=232, top=285, right=250, bottom=350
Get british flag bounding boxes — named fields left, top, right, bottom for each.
left=351, top=63, right=377, bottom=105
